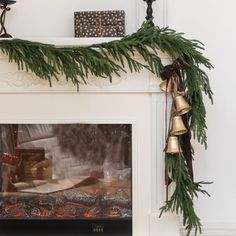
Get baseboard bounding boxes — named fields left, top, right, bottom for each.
left=180, top=222, right=236, bottom=236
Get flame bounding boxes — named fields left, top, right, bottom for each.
left=107, top=214, right=120, bottom=217
left=84, top=213, right=96, bottom=218
left=40, top=209, right=50, bottom=217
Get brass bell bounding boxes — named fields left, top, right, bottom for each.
left=171, top=115, right=188, bottom=136
left=166, top=136, right=182, bottom=154
left=174, top=94, right=191, bottom=115
left=160, top=80, right=174, bottom=93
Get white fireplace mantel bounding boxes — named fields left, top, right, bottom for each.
left=0, top=38, right=180, bottom=236
left=0, top=38, right=171, bottom=94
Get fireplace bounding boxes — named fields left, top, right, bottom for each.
left=0, top=40, right=180, bottom=236
left=0, top=123, right=132, bottom=235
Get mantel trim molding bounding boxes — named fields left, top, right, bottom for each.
left=0, top=42, right=171, bottom=94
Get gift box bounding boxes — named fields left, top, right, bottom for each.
left=15, top=148, right=52, bottom=181
left=74, top=10, right=125, bottom=37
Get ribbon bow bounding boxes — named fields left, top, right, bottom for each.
left=160, top=58, right=190, bottom=81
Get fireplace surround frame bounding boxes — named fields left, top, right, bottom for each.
left=0, top=39, right=180, bottom=236
left=0, top=0, right=181, bottom=235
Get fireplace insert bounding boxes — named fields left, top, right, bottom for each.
left=0, top=124, right=132, bottom=235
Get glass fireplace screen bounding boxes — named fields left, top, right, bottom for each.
left=0, top=124, right=132, bottom=220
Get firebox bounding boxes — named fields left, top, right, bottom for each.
left=0, top=123, right=132, bottom=235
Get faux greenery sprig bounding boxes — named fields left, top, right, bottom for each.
left=160, top=154, right=212, bottom=235
left=0, top=21, right=213, bottom=235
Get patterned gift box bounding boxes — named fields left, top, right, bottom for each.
left=74, top=10, right=125, bottom=37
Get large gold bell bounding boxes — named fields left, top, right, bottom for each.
left=166, top=136, right=182, bottom=154
left=174, top=94, right=191, bottom=115
left=171, top=115, right=188, bottom=136
left=160, top=80, right=174, bottom=93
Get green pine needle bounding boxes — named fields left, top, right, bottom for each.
left=160, top=155, right=212, bottom=236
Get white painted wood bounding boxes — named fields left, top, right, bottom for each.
left=0, top=1, right=181, bottom=235
left=0, top=42, right=178, bottom=236
left=0, top=92, right=178, bottom=236
left=151, top=93, right=165, bottom=212
left=2, top=0, right=235, bottom=235
left=0, top=39, right=171, bottom=94
left=0, top=63, right=162, bottom=94
left=1, top=37, right=122, bottom=46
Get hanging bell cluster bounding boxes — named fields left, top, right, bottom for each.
left=160, top=77, right=192, bottom=155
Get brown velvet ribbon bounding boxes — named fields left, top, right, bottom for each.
left=160, top=58, right=189, bottom=81
left=160, top=58, right=194, bottom=189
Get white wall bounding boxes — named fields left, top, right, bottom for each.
left=6, top=0, right=139, bottom=37
left=6, top=0, right=166, bottom=37
left=166, top=0, right=236, bottom=233
left=2, top=0, right=236, bottom=234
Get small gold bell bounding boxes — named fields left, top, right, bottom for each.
left=160, top=80, right=174, bottom=93
left=166, top=136, right=182, bottom=154
left=174, top=94, right=191, bottom=115
left=171, top=115, right=188, bottom=136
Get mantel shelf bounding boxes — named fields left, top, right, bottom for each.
left=0, top=36, right=170, bottom=94
left=0, top=37, right=122, bottom=47
left=0, top=37, right=171, bottom=60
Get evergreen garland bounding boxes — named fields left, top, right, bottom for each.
left=0, top=21, right=213, bottom=235
left=160, top=154, right=212, bottom=235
